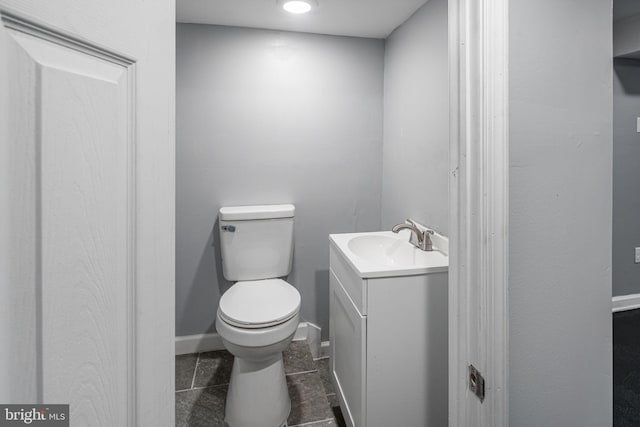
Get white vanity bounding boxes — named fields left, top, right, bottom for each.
left=329, top=230, right=448, bottom=427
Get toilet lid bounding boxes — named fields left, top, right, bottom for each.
left=219, top=279, right=301, bottom=329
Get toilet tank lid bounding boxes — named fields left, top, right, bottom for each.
left=219, top=204, right=295, bottom=221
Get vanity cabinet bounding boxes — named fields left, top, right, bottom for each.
left=329, top=236, right=448, bottom=427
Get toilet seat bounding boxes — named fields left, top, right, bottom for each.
left=219, top=279, right=301, bottom=329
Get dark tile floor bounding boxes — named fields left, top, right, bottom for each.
left=176, top=341, right=346, bottom=427
left=614, top=309, right=640, bottom=427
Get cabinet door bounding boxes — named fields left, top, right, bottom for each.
left=366, top=274, right=448, bottom=427
left=330, top=268, right=366, bottom=427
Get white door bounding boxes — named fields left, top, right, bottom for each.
left=0, top=1, right=175, bottom=425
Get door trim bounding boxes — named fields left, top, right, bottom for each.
left=449, top=0, right=509, bottom=425
left=1, top=11, right=135, bottom=65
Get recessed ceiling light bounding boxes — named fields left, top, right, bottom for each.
left=277, top=0, right=317, bottom=14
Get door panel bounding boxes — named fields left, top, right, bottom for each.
left=3, top=15, right=134, bottom=425
left=0, top=2, right=175, bottom=425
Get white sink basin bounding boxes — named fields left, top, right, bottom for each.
left=347, top=234, right=428, bottom=267
left=329, top=231, right=448, bottom=278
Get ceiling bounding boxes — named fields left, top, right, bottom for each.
left=614, top=0, right=640, bottom=21
left=176, top=0, right=430, bottom=39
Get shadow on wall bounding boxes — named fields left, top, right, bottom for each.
left=212, top=218, right=234, bottom=296
left=615, top=58, right=640, bottom=94
left=315, top=269, right=330, bottom=337
left=181, top=219, right=234, bottom=335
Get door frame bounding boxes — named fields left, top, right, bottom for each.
left=448, top=0, right=509, bottom=425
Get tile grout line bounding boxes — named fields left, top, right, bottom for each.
left=285, top=369, right=319, bottom=377
left=190, top=353, right=200, bottom=390
left=289, top=418, right=336, bottom=427
left=191, top=383, right=229, bottom=391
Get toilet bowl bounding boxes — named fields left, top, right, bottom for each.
left=216, top=279, right=301, bottom=427
left=216, top=204, right=300, bottom=427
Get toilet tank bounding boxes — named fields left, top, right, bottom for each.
left=219, top=204, right=295, bottom=281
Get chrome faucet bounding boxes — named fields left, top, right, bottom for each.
left=391, top=219, right=434, bottom=251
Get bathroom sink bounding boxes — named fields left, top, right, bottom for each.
left=347, top=234, right=429, bottom=267
left=329, top=231, right=448, bottom=278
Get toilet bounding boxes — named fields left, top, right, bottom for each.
left=216, top=204, right=301, bottom=427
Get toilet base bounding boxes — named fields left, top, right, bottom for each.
left=224, top=353, right=291, bottom=427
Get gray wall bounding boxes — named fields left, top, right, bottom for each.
left=614, top=14, right=640, bottom=58
left=509, top=0, right=612, bottom=425
left=613, top=59, right=640, bottom=296
left=176, top=24, right=384, bottom=337
left=381, top=0, right=449, bottom=233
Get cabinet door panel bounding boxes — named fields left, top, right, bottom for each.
left=330, top=268, right=366, bottom=427
left=367, top=273, right=448, bottom=427
left=330, top=245, right=367, bottom=315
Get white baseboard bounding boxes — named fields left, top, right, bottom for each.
left=612, top=293, right=640, bottom=313
left=176, top=321, right=322, bottom=355
left=292, top=321, right=309, bottom=341
left=175, top=332, right=225, bottom=355
left=319, top=340, right=331, bottom=359
left=306, top=323, right=322, bottom=359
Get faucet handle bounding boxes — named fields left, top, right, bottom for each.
left=406, top=219, right=434, bottom=235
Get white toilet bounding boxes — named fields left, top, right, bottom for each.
left=216, top=204, right=301, bottom=427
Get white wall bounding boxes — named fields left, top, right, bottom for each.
left=509, top=0, right=612, bottom=425
left=176, top=24, right=384, bottom=338
left=613, top=59, right=640, bottom=297
left=381, top=0, right=449, bottom=233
